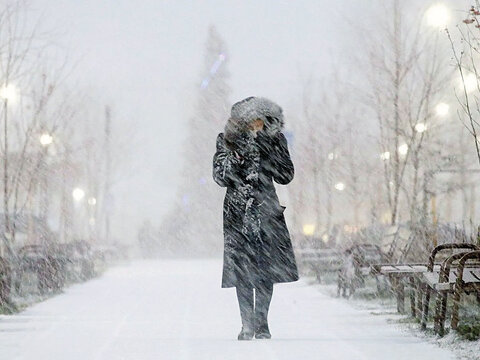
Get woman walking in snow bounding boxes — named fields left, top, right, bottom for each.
left=212, top=97, right=298, bottom=340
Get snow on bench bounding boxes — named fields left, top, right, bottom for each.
left=419, top=247, right=480, bottom=336
left=422, top=268, right=480, bottom=291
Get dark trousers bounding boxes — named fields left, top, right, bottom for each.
left=236, top=280, right=273, bottom=329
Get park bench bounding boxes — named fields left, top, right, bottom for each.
left=14, top=245, right=65, bottom=294
left=0, top=256, right=11, bottom=304
left=64, top=240, right=95, bottom=281
left=369, top=243, right=479, bottom=318
left=371, top=262, right=441, bottom=315
left=419, top=245, right=480, bottom=336
left=296, top=248, right=343, bottom=282
left=337, top=244, right=388, bottom=298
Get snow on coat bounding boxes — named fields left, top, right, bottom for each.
left=213, top=97, right=298, bottom=288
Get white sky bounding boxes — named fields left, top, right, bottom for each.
left=31, top=0, right=464, bottom=242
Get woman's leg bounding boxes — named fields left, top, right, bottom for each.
left=236, top=284, right=254, bottom=339
left=255, top=280, right=273, bottom=338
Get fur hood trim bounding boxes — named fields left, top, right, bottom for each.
left=230, top=96, right=284, bottom=136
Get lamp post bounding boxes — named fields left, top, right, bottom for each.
left=72, top=187, right=86, bottom=240
left=87, top=196, right=97, bottom=241
left=104, top=106, right=112, bottom=243
left=1, top=83, right=17, bottom=251
left=39, top=132, right=53, bottom=223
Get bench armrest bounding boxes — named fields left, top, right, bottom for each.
left=456, top=250, right=480, bottom=285
left=439, top=251, right=472, bottom=283
left=428, top=243, right=479, bottom=271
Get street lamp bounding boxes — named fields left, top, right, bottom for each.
left=39, top=133, right=53, bottom=146
left=415, top=123, right=427, bottom=133
left=321, top=234, right=329, bottom=244
left=302, top=224, right=315, bottom=236
left=87, top=197, right=97, bottom=206
left=72, top=187, right=85, bottom=202
left=398, top=143, right=409, bottom=156
left=328, top=152, right=338, bottom=161
left=435, top=102, right=449, bottom=117
left=426, top=4, right=450, bottom=28
left=0, top=84, right=17, bottom=103
left=381, top=151, right=391, bottom=161
left=1, top=83, right=17, bottom=245
left=335, top=182, right=346, bottom=191
left=461, top=73, right=477, bottom=93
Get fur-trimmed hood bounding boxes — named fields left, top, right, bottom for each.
left=229, top=96, right=285, bottom=137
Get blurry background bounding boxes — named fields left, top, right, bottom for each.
left=32, top=0, right=373, bottom=246
left=0, top=0, right=478, bottom=260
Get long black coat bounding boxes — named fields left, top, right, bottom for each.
left=212, top=131, right=299, bottom=288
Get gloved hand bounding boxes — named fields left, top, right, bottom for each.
left=234, top=132, right=258, bottom=160
left=255, top=131, right=275, bottom=157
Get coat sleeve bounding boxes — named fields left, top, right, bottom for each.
left=212, top=133, right=242, bottom=188
left=271, top=132, right=294, bottom=185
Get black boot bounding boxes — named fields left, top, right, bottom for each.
left=254, top=282, right=273, bottom=339
left=238, top=324, right=254, bottom=340
left=236, top=286, right=254, bottom=341
left=254, top=320, right=271, bottom=339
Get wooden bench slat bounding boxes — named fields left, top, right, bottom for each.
left=377, top=264, right=440, bottom=274
left=464, top=270, right=480, bottom=283
left=396, top=265, right=414, bottom=271
left=421, top=268, right=480, bottom=291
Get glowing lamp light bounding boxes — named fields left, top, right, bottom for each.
left=435, top=102, right=449, bottom=117
left=72, top=188, right=85, bottom=202
left=303, top=224, right=315, bottom=236
left=415, top=123, right=427, bottom=133
left=398, top=143, right=409, bottom=156
left=426, top=4, right=450, bottom=28
left=461, top=73, right=477, bottom=93
left=39, top=133, right=53, bottom=146
left=328, top=152, right=339, bottom=161
left=344, top=225, right=359, bottom=234
left=0, top=84, right=17, bottom=102
left=335, top=182, right=346, bottom=191
left=380, top=151, right=391, bottom=161
left=87, top=197, right=97, bottom=206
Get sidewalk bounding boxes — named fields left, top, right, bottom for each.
left=0, top=259, right=455, bottom=360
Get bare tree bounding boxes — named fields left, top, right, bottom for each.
left=448, top=2, right=480, bottom=166
left=0, top=1, right=66, bottom=252
left=364, top=0, right=451, bottom=225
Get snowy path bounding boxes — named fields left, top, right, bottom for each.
left=0, top=259, right=455, bottom=360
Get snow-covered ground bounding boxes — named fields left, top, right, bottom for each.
left=0, top=259, right=456, bottom=360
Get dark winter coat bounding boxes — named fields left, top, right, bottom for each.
left=212, top=97, right=299, bottom=288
